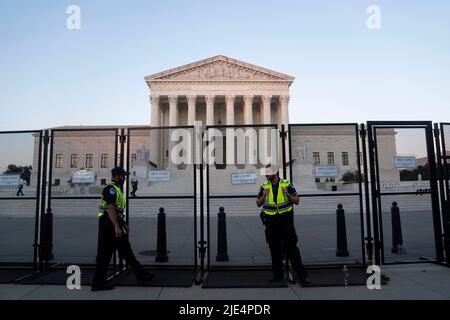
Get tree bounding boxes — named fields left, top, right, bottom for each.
left=400, top=164, right=430, bottom=181
left=3, top=164, right=33, bottom=186
left=4, top=164, right=22, bottom=174
left=340, top=170, right=365, bottom=183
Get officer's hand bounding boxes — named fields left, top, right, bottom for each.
left=262, top=188, right=269, bottom=198
left=282, top=187, right=288, bottom=194
left=115, top=226, right=123, bottom=239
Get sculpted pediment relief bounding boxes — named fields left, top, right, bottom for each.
left=156, top=60, right=282, bottom=81
left=146, top=55, right=294, bottom=82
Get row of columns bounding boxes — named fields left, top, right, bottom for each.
left=150, top=95, right=290, bottom=128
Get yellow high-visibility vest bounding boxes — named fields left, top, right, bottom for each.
left=261, top=179, right=293, bottom=215
left=97, top=182, right=126, bottom=218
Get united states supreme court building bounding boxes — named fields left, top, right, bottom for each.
left=30, top=55, right=399, bottom=197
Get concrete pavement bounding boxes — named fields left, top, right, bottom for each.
left=1, top=264, right=450, bottom=300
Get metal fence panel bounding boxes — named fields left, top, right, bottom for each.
left=206, top=125, right=279, bottom=269
left=288, top=124, right=365, bottom=265
left=127, top=127, right=197, bottom=268
left=43, top=128, right=119, bottom=265
left=368, top=122, right=443, bottom=264
left=0, top=131, right=42, bottom=265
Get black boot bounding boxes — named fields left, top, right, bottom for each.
left=294, top=270, right=310, bottom=286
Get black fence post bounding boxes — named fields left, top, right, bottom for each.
left=336, top=204, right=349, bottom=257
left=391, top=202, right=404, bottom=254
left=155, top=207, right=168, bottom=262
left=216, top=207, right=229, bottom=262
left=444, top=201, right=450, bottom=266
left=46, top=208, right=54, bottom=261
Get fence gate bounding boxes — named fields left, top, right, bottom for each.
left=367, top=121, right=444, bottom=265
left=204, top=124, right=280, bottom=271
left=0, top=130, right=44, bottom=283
left=437, top=123, right=450, bottom=264
left=288, top=124, right=366, bottom=267
left=124, top=126, right=199, bottom=286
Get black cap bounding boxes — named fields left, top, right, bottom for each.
left=111, top=166, right=129, bottom=176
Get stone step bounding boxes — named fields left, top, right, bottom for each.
left=0, top=193, right=433, bottom=217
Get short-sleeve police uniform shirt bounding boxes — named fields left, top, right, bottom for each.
left=102, top=182, right=122, bottom=205
left=258, top=180, right=298, bottom=213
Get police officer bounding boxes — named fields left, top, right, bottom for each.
left=130, top=171, right=138, bottom=197
left=256, top=165, right=310, bottom=285
left=92, top=166, right=155, bottom=291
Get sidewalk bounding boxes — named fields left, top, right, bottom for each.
left=1, top=264, right=450, bottom=300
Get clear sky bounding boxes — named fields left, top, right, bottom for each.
left=0, top=0, right=449, bottom=132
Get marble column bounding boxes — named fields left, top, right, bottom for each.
left=168, top=95, right=178, bottom=127
left=243, top=95, right=254, bottom=125
left=168, top=96, right=179, bottom=167
left=262, top=95, right=272, bottom=124
left=187, top=95, right=197, bottom=126
left=225, top=95, right=235, bottom=125
left=243, top=96, right=256, bottom=165
left=150, top=95, right=161, bottom=168
left=260, top=96, right=273, bottom=166
left=280, top=95, right=290, bottom=128
left=225, top=95, right=235, bottom=166
left=205, top=95, right=215, bottom=126
left=150, top=95, right=161, bottom=127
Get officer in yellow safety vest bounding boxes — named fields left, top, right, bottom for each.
left=256, top=165, right=310, bottom=285
left=92, top=167, right=155, bottom=291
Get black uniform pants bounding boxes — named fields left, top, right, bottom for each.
left=264, top=213, right=307, bottom=278
left=93, top=215, right=145, bottom=285
left=17, top=186, right=24, bottom=196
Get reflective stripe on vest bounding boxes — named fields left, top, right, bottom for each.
left=97, top=183, right=126, bottom=218
left=261, top=179, right=293, bottom=215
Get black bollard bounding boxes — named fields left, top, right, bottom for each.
left=336, top=204, right=350, bottom=257
left=391, top=202, right=404, bottom=254
left=155, top=207, right=168, bottom=262
left=216, top=207, right=229, bottom=262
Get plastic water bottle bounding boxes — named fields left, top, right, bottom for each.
left=343, top=265, right=349, bottom=287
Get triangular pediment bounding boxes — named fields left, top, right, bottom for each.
left=145, top=55, right=294, bottom=82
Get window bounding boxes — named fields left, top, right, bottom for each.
left=327, top=152, right=335, bottom=165
left=55, top=154, right=63, bottom=168
left=101, top=179, right=107, bottom=185
left=85, top=154, right=93, bottom=169
left=70, top=154, right=78, bottom=168
left=101, top=154, right=108, bottom=168
left=131, top=154, right=137, bottom=162
left=54, top=179, right=60, bottom=186
left=342, top=152, right=349, bottom=166
left=313, top=152, right=320, bottom=165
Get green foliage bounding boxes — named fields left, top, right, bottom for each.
left=400, top=164, right=429, bottom=181
left=340, top=170, right=364, bottom=183
left=4, top=164, right=33, bottom=186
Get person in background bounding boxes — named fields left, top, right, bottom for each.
left=130, top=171, right=138, bottom=197
left=16, top=178, right=24, bottom=196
